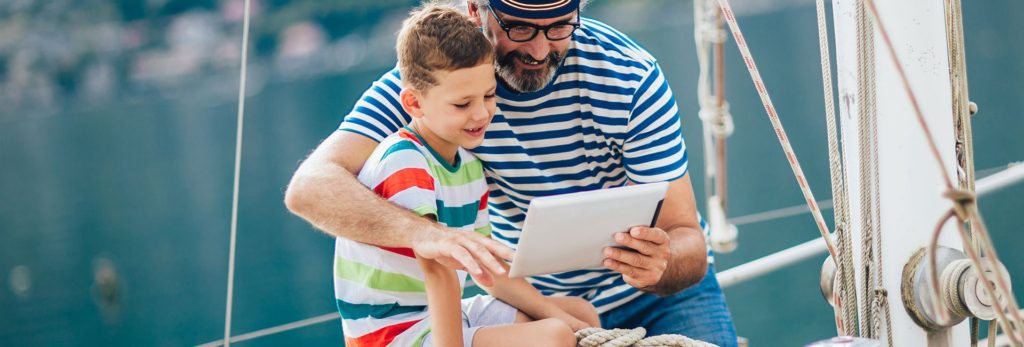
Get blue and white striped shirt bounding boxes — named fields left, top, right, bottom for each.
left=340, top=17, right=711, bottom=313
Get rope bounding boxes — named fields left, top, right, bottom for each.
left=814, top=0, right=860, bottom=336
left=942, top=259, right=973, bottom=319
left=854, top=0, right=878, bottom=339
left=864, top=13, right=894, bottom=341
left=575, top=327, right=718, bottom=347
left=711, top=0, right=840, bottom=267
left=223, top=0, right=252, bottom=346
left=943, top=8, right=985, bottom=346
left=989, top=320, right=998, bottom=347
left=862, top=0, right=1024, bottom=343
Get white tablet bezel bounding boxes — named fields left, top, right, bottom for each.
left=507, top=182, right=669, bottom=278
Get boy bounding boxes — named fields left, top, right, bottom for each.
left=332, top=4, right=599, bottom=347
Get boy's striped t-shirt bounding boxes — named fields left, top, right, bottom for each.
left=334, top=127, right=491, bottom=347
left=339, top=17, right=712, bottom=314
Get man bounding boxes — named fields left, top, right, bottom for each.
left=285, top=1, right=738, bottom=345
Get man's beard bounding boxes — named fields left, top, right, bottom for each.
left=495, top=50, right=563, bottom=93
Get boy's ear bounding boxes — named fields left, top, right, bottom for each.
left=466, top=3, right=483, bottom=27
left=400, top=88, right=425, bottom=119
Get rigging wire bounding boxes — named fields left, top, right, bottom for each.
left=222, top=0, right=252, bottom=346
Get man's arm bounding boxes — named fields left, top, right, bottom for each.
left=284, top=131, right=514, bottom=284
left=603, top=173, right=708, bottom=295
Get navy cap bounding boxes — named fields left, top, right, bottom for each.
left=489, top=0, right=580, bottom=19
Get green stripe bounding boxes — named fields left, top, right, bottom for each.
left=335, top=299, right=426, bottom=320
left=334, top=256, right=426, bottom=292
left=436, top=200, right=481, bottom=227
left=411, top=327, right=432, bottom=347
left=411, top=205, right=437, bottom=218
left=474, top=225, right=492, bottom=237
left=429, top=159, right=483, bottom=187
left=380, top=140, right=420, bottom=160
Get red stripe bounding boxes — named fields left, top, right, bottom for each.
left=397, top=129, right=422, bottom=146
left=378, top=246, right=415, bottom=258
left=478, top=191, right=489, bottom=211
left=722, top=7, right=735, bottom=21
left=345, top=319, right=422, bottom=347
left=373, top=168, right=434, bottom=199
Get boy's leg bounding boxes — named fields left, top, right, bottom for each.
left=471, top=318, right=576, bottom=347
left=462, top=295, right=578, bottom=347
left=544, top=296, right=600, bottom=327
left=422, top=295, right=580, bottom=347
left=599, top=264, right=738, bottom=347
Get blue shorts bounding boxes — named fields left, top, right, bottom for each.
left=421, top=295, right=518, bottom=347
left=599, top=264, right=738, bottom=347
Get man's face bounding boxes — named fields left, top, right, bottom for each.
left=475, top=6, right=576, bottom=93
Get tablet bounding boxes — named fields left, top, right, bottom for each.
left=508, top=181, right=669, bottom=278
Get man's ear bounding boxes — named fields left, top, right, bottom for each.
left=466, top=2, right=482, bottom=27
left=400, top=88, right=425, bottom=119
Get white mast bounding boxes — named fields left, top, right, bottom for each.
left=833, top=0, right=967, bottom=345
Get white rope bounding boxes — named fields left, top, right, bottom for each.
left=223, top=0, right=252, bottom=346
left=853, top=1, right=895, bottom=342
left=815, top=0, right=859, bottom=335
left=711, top=0, right=840, bottom=262
left=575, top=327, right=718, bottom=347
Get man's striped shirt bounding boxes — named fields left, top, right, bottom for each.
left=334, top=128, right=491, bottom=346
left=340, top=17, right=711, bottom=314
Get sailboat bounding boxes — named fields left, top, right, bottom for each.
left=203, top=0, right=1024, bottom=346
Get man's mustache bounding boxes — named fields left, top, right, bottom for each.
left=498, top=50, right=562, bottom=70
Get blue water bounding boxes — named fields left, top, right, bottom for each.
left=1, top=1, right=1021, bottom=346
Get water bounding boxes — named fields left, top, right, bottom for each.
left=1, top=1, right=1022, bottom=346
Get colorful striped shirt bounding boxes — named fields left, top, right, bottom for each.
left=339, top=17, right=711, bottom=314
left=334, top=127, right=491, bottom=346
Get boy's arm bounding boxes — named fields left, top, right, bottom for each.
left=477, top=264, right=591, bottom=331
left=417, top=257, right=465, bottom=347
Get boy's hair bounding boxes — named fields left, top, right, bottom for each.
left=396, top=3, right=495, bottom=92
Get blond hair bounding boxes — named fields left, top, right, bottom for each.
left=396, top=3, right=495, bottom=92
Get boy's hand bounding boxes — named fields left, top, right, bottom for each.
left=563, top=317, right=592, bottom=332
left=413, top=228, right=514, bottom=287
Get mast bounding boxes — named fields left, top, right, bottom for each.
left=832, top=0, right=967, bottom=345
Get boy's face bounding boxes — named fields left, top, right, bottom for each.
left=409, top=63, right=497, bottom=157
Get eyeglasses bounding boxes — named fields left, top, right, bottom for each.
left=486, top=5, right=580, bottom=42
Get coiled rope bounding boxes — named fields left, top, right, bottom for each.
left=575, top=327, right=718, bottom=347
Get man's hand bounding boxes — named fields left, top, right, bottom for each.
left=412, top=228, right=515, bottom=287
left=602, top=226, right=672, bottom=291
